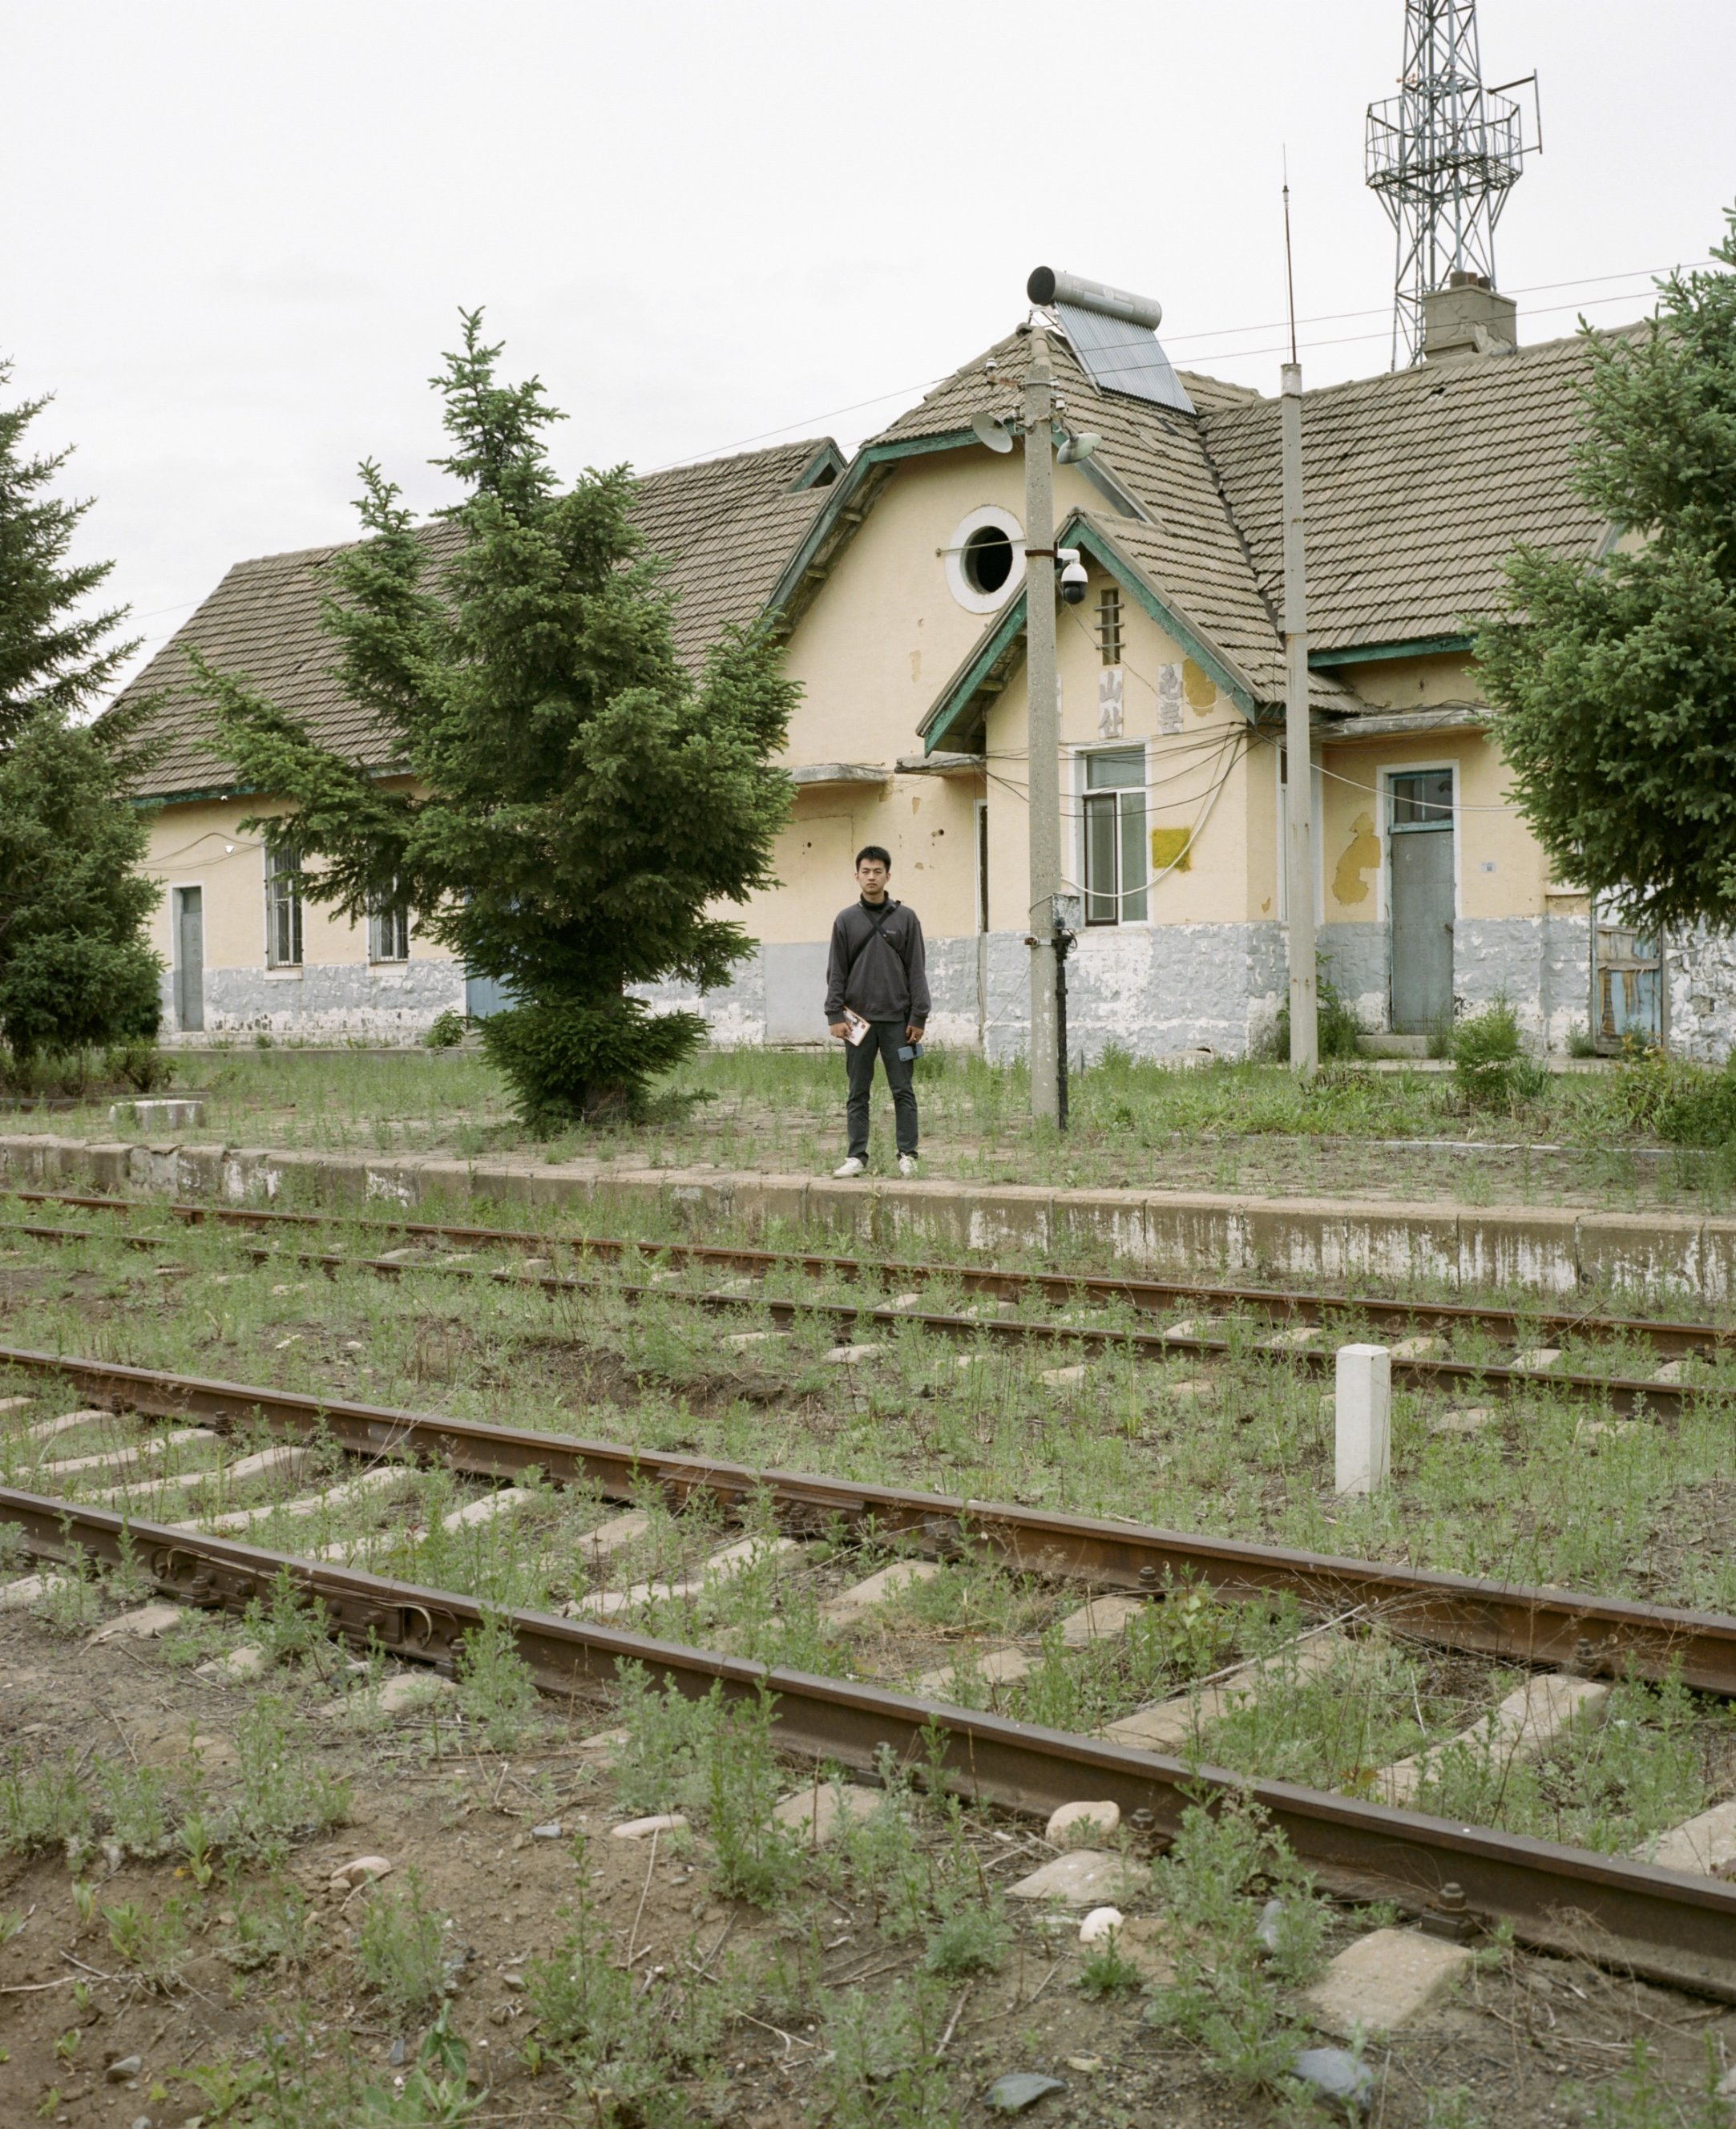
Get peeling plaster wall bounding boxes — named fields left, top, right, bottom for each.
left=1667, top=927, right=1736, bottom=1063
left=168, top=959, right=467, bottom=1043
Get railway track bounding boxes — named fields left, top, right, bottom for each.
left=11, top=1185, right=1731, bottom=1355
left=1, top=1198, right=1716, bottom=1417
left=6, top=1479, right=1736, bottom=2003
left=2, top=1341, right=1733, bottom=1695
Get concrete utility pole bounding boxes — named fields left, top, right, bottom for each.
left=1023, top=322, right=1062, bottom=1123
left=1282, top=358, right=1318, bottom=1073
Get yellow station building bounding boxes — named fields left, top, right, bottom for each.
left=122, top=277, right=1699, bottom=1060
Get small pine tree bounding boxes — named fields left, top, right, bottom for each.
left=0, top=360, right=162, bottom=1058
left=195, top=313, right=797, bottom=1128
left=1474, top=209, right=1736, bottom=930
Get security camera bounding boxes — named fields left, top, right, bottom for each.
left=1058, top=548, right=1088, bottom=604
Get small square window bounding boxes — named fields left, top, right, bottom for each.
left=1095, top=586, right=1123, bottom=666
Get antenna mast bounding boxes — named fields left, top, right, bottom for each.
left=1365, top=1, right=1540, bottom=368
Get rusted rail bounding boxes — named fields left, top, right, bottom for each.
left=0, top=1217, right=1703, bottom=1417
left=7, top=1482, right=1736, bottom=2001
left=2, top=1342, right=1733, bottom=1695
left=10, top=1185, right=1731, bottom=1356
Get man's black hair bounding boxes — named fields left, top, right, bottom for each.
left=855, top=845, right=892, bottom=870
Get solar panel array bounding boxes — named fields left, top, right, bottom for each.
left=1054, top=301, right=1196, bottom=415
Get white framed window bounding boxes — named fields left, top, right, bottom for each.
left=368, top=895, right=410, bottom=964
left=1080, top=746, right=1148, bottom=924
left=264, top=842, right=303, bottom=968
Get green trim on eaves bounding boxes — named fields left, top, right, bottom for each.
left=763, top=430, right=982, bottom=620
left=1310, top=634, right=1472, bottom=667
left=1063, top=515, right=1258, bottom=723
left=128, top=782, right=258, bottom=810
left=918, top=589, right=1030, bottom=753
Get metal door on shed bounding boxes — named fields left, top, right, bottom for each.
left=172, top=887, right=204, bottom=1032
left=1388, top=769, right=1455, bottom=1034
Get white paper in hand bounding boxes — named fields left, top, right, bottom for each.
left=843, top=1010, right=871, bottom=1046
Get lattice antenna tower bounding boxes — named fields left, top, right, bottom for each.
left=1366, top=1, right=1540, bottom=367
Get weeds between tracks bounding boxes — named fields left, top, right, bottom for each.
left=6, top=1198, right=1736, bottom=2121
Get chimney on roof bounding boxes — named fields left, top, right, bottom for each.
left=1421, top=270, right=1518, bottom=363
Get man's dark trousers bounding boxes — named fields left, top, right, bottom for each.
left=845, top=1022, right=918, bottom=1161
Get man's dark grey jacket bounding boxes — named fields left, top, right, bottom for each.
left=824, top=899, right=931, bottom=1024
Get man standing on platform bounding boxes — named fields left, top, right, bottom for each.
left=825, top=845, right=928, bottom=1178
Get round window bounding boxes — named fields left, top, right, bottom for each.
left=943, top=507, right=1024, bottom=615
left=962, top=524, right=1014, bottom=596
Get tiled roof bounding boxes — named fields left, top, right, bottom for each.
left=122, top=439, right=836, bottom=799
left=1194, top=329, right=1621, bottom=652
left=874, top=329, right=1347, bottom=713
left=874, top=319, right=1617, bottom=691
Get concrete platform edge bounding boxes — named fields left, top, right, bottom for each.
left=0, top=1133, right=1713, bottom=1297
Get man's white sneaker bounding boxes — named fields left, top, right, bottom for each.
left=898, top=1153, right=919, bottom=1178
left=833, top=1157, right=867, bottom=1178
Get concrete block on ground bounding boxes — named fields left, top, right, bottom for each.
left=1512, top=1347, right=1563, bottom=1372
left=1040, top=1364, right=1090, bottom=1388
left=440, top=1485, right=532, bottom=1533
left=1137, top=1196, right=1253, bottom=1277
left=1105, top=1634, right=1344, bottom=1753
left=1007, top=1850, right=1140, bottom=1905
left=18, top=1408, right=114, bottom=1444
left=576, top=1511, right=651, bottom=1569
left=1429, top=1406, right=1495, bottom=1436
left=196, top=1643, right=268, bottom=1683
left=1302, top=1927, right=1473, bottom=2037
left=724, top=1330, right=786, bottom=1351
left=1389, top=1335, right=1445, bottom=1360
left=1055, top=1594, right=1146, bottom=1648
left=1334, top=1344, right=1391, bottom=1496
left=1638, top=1799, right=1736, bottom=1877
left=0, top=1396, right=31, bottom=1418
left=772, top=1783, right=883, bottom=1846
left=915, top=1644, right=1031, bottom=1695
left=820, top=1557, right=942, bottom=1627
left=612, top=1813, right=686, bottom=1840
left=0, top=1571, right=67, bottom=1611
left=40, top=1425, right=216, bottom=1479
left=1380, top=1673, right=1610, bottom=1805
left=823, top=1343, right=882, bottom=1364
left=1242, top=1201, right=1354, bottom=1284
left=88, top=1602, right=184, bottom=1642
left=377, top=1672, right=458, bottom=1716
left=1265, top=1324, right=1322, bottom=1349
left=223, top=1443, right=317, bottom=1485
left=178, top=1463, right=404, bottom=1534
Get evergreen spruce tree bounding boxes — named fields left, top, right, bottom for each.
left=196, top=313, right=796, bottom=1127
left=0, top=360, right=162, bottom=1059
left=1474, top=211, right=1736, bottom=929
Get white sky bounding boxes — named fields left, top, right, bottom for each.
left=4, top=0, right=1731, bottom=696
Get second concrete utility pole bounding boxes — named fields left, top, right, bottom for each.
left=1023, top=321, right=1061, bottom=1123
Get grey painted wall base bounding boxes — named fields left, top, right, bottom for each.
left=1322, top=914, right=1597, bottom=1052
left=162, top=959, right=468, bottom=1042
left=639, top=923, right=1290, bottom=1062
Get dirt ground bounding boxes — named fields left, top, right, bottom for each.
left=5, top=1602, right=1735, bottom=2129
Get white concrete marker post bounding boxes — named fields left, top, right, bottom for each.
left=1335, top=1343, right=1391, bottom=1496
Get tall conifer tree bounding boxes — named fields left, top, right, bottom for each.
left=198, top=314, right=796, bottom=1126
left=0, top=360, right=162, bottom=1058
